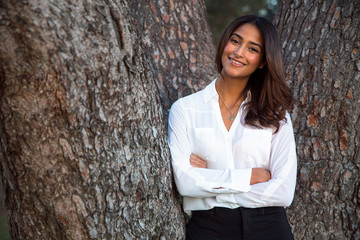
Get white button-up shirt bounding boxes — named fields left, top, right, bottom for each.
left=168, top=79, right=297, bottom=215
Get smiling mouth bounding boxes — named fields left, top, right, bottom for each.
left=229, top=58, right=246, bottom=66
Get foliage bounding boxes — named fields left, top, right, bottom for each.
left=205, top=0, right=277, bottom=45
left=0, top=215, right=10, bottom=240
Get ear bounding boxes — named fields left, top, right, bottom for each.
left=259, top=63, right=265, bottom=69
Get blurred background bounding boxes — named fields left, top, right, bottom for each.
left=0, top=1, right=277, bottom=239
left=0, top=184, right=9, bottom=240
left=205, top=0, right=277, bottom=45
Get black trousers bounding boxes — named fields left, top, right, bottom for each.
left=186, top=207, right=294, bottom=240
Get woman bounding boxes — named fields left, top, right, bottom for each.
left=168, top=15, right=297, bottom=240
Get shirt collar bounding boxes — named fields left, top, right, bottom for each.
left=203, top=78, right=252, bottom=104
left=203, top=79, right=218, bottom=103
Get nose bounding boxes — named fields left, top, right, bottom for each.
left=234, top=45, right=245, bottom=58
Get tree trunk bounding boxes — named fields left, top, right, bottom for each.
left=274, top=0, right=360, bottom=239
left=0, top=0, right=217, bottom=238
left=130, top=0, right=217, bottom=121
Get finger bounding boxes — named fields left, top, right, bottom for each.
left=190, top=158, right=202, bottom=165
left=190, top=154, right=203, bottom=161
left=190, top=158, right=207, bottom=168
left=190, top=158, right=202, bottom=167
left=190, top=154, right=206, bottom=163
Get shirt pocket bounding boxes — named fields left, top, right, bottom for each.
left=188, top=128, right=216, bottom=163
left=235, top=127, right=272, bottom=168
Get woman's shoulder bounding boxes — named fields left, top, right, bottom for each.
left=181, top=89, right=205, bottom=104
left=170, top=91, right=204, bottom=117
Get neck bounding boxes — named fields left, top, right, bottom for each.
left=216, top=75, right=248, bottom=102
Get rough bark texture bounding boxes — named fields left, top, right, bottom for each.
left=274, top=1, right=360, bottom=239
left=130, top=0, right=217, bottom=121
left=0, top=0, right=193, bottom=239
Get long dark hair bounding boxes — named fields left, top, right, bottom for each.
left=216, top=15, right=293, bottom=133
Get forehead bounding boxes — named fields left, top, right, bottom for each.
left=232, top=23, right=263, bottom=46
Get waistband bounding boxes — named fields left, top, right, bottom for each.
left=192, top=206, right=285, bottom=216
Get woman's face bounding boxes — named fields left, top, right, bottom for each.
left=221, top=23, right=264, bottom=81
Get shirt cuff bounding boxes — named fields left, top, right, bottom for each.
left=231, top=168, right=252, bottom=192
left=194, top=168, right=252, bottom=193
left=216, top=193, right=237, bottom=203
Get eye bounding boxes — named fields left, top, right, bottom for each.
left=249, top=47, right=260, bottom=53
left=230, top=38, right=240, bottom=45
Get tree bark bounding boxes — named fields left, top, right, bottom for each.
left=274, top=0, right=360, bottom=239
left=0, top=0, right=216, bottom=238
left=130, top=0, right=217, bottom=121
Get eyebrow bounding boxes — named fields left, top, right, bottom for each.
left=231, top=33, right=263, bottom=50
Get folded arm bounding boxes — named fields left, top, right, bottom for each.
left=168, top=100, right=254, bottom=198
left=190, top=154, right=271, bottom=185
left=216, top=114, right=297, bottom=207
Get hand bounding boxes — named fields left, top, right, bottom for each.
left=250, top=168, right=271, bottom=185
left=190, top=154, right=207, bottom=168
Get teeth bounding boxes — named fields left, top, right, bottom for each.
left=231, top=58, right=244, bottom=65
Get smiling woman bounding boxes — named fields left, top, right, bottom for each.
left=215, top=15, right=292, bottom=132
left=220, top=23, right=264, bottom=90
left=216, top=22, right=265, bottom=130
left=168, top=15, right=297, bottom=240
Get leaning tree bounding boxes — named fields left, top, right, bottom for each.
left=0, top=0, right=215, bottom=239
left=275, top=0, right=360, bottom=239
